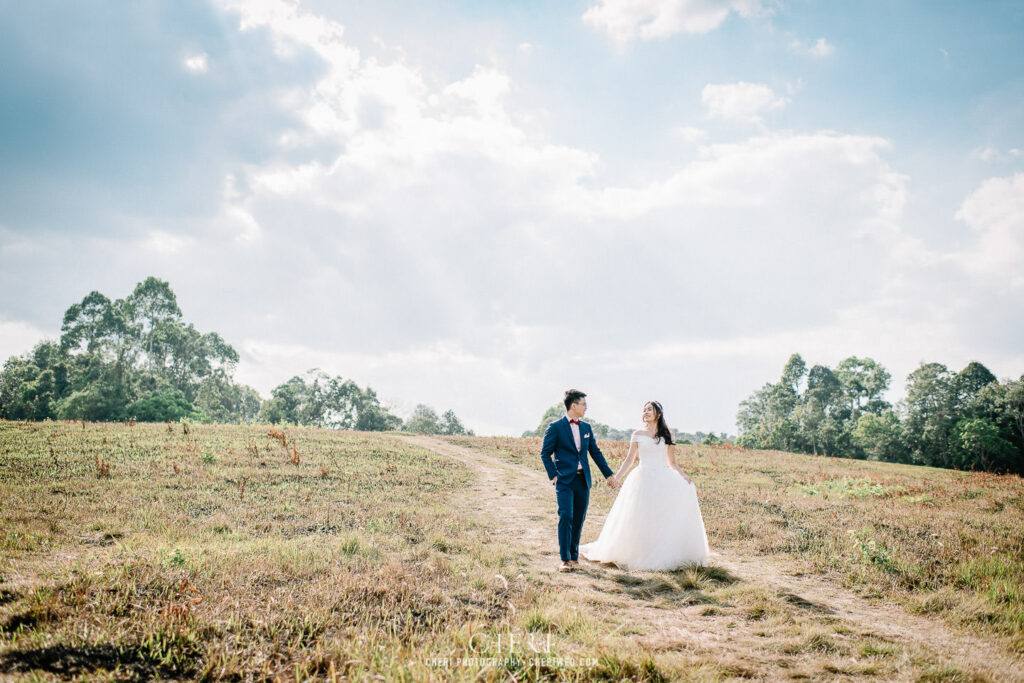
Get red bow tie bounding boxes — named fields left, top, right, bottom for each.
left=569, top=419, right=580, bottom=425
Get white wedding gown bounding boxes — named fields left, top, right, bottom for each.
left=580, top=434, right=709, bottom=571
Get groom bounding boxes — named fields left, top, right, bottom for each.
left=540, top=389, right=616, bottom=573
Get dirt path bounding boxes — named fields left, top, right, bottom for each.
left=398, top=435, right=1024, bottom=681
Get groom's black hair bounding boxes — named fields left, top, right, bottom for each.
left=563, top=389, right=586, bottom=411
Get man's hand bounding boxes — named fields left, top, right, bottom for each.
left=606, top=475, right=617, bottom=488
left=552, top=476, right=558, bottom=486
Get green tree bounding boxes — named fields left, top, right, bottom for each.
left=835, top=356, right=891, bottom=416
left=126, top=388, right=196, bottom=422
left=901, top=362, right=956, bottom=468
left=259, top=375, right=307, bottom=424
left=195, top=376, right=262, bottom=424
left=60, top=291, right=118, bottom=356
left=439, top=409, right=473, bottom=436
left=0, top=349, right=61, bottom=420
left=852, top=411, right=905, bottom=462
left=1002, top=377, right=1024, bottom=453
left=780, top=353, right=807, bottom=393
left=796, top=365, right=843, bottom=455
left=125, top=276, right=182, bottom=374
left=258, top=370, right=402, bottom=431
left=526, top=403, right=567, bottom=438
left=955, top=418, right=1016, bottom=471
left=354, top=388, right=403, bottom=431
left=405, top=404, right=440, bottom=434
left=968, top=377, right=1024, bottom=472
left=952, top=361, right=997, bottom=413
left=736, top=383, right=770, bottom=449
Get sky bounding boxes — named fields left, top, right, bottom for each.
left=1, top=0, right=1022, bottom=436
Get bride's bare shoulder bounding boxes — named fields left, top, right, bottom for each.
left=632, top=429, right=652, bottom=437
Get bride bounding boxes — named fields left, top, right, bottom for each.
left=580, top=401, right=709, bottom=571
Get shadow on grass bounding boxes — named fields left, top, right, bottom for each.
left=0, top=644, right=192, bottom=678
left=778, top=590, right=835, bottom=615
left=581, top=562, right=740, bottom=606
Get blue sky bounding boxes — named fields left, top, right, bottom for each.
left=1, top=0, right=1022, bottom=435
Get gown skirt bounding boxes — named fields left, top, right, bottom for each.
left=580, top=435, right=710, bottom=571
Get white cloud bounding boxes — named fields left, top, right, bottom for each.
left=142, top=230, right=193, bottom=254
left=183, top=52, right=209, bottom=72
left=790, top=37, right=834, bottom=58
left=583, top=0, right=767, bottom=43
left=700, top=81, right=787, bottom=123
left=809, top=38, right=834, bottom=57
left=117, top=1, right=929, bottom=434
left=953, top=173, right=1024, bottom=287
left=4, top=0, right=1021, bottom=437
left=671, top=125, right=707, bottom=142
left=0, top=316, right=54, bottom=361
left=442, top=65, right=513, bottom=117
left=971, top=146, right=1023, bottom=163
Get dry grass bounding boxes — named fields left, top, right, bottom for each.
left=0, top=422, right=559, bottom=680
left=447, top=435, right=1024, bottom=655
left=3, top=421, right=1022, bottom=681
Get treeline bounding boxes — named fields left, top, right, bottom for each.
left=260, top=371, right=471, bottom=435
left=524, top=404, right=733, bottom=444
left=737, top=353, right=1024, bottom=473
left=0, top=278, right=471, bottom=434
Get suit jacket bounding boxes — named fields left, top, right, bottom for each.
left=540, top=416, right=614, bottom=488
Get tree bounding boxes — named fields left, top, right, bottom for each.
left=968, top=377, right=1024, bottom=473
left=736, top=383, right=770, bottom=448
left=955, top=418, right=1016, bottom=471
left=797, top=365, right=843, bottom=455
left=527, top=404, right=567, bottom=438
left=258, top=370, right=403, bottom=431
left=259, top=375, right=307, bottom=424
left=1003, top=377, right=1024, bottom=453
left=439, top=409, right=473, bottom=436
left=901, top=362, right=956, bottom=468
left=852, top=411, right=905, bottom=462
left=952, top=361, right=997, bottom=413
left=405, top=404, right=440, bottom=434
left=780, top=353, right=807, bottom=393
left=60, top=291, right=117, bottom=356
left=736, top=354, right=1023, bottom=473
left=835, top=356, right=891, bottom=416
left=127, top=388, right=195, bottom=422
left=125, top=276, right=182, bottom=373
left=354, top=388, right=403, bottom=431
left=195, top=376, right=262, bottom=424
left=0, top=351, right=60, bottom=420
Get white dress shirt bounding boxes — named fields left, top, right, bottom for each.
left=567, top=413, right=583, bottom=470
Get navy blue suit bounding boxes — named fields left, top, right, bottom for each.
left=540, top=416, right=614, bottom=562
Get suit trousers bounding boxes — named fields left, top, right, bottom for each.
left=555, top=472, right=589, bottom=562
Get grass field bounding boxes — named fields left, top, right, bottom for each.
left=1, top=421, right=1023, bottom=681
left=0, top=421, right=538, bottom=680
left=447, top=436, right=1024, bottom=654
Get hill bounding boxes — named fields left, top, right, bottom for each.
left=1, top=421, right=1022, bottom=679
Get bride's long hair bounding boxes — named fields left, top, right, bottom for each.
left=647, top=401, right=674, bottom=445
